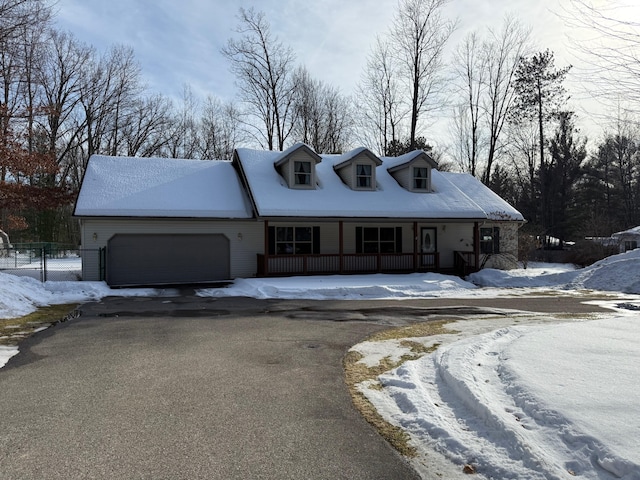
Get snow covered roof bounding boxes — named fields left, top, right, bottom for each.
left=383, top=149, right=438, bottom=171
left=74, top=155, right=253, bottom=218
left=234, top=147, right=524, bottom=221
left=612, top=226, right=640, bottom=237
left=332, top=147, right=382, bottom=169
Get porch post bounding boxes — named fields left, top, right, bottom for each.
left=413, top=222, right=418, bottom=272
left=339, top=221, right=344, bottom=273
left=474, top=222, right=480, bottom=270
left=264, top=220, right=269, bottom=276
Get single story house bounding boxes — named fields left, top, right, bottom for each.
left=74, top=144, right=525, bottom=286
left=612, top=226, right=640, bottom=253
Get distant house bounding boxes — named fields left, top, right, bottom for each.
left=74, top=144, right=525, bottom=287
left=612, top=226, right=640, bottom=253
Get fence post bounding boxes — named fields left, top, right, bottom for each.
left=41, top=247, right=47, bottom=282
left=99, top=247, right=106, bottom=281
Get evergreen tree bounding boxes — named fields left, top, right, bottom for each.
left=547, top=112, right=586, bottom=245
left=510, top=50, right=571, bottom=235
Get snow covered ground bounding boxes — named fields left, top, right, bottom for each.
left=1, top=250, right=640, bottom=478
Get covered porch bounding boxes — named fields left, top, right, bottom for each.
left=257, top=220, right=480, bottom=278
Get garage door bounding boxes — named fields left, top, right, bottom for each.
left=106, top=234, right=230, bottom=287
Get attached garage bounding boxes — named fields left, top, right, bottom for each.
left=74, top=156, right=259, bottom=284
left=106, top=233, right=230, bottom=287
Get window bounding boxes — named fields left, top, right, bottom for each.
left=413, top=167, right=429, bottom=190
left=624, top=240, right=638, bottom=251
left=356, top=164, right=372, bottom=188
left=269, top=226, right=320, bottom=255
left=294, top=161, right=311, bottom=186
left=356, top=227, right=402, bottom=253
left=480, top=227, right=500, bottom=254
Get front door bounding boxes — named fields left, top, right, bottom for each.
left=421, top=227, right=437, bottom=267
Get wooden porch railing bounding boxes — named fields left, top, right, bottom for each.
left=257, top=252, right=440, bottom=277
left=454, top=251, right=477, bottom=277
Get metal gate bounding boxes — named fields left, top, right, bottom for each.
left=106, top=234, right=230, bottom=287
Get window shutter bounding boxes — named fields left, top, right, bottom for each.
left=313, top=226, right=320, bottom=254
left=268, top=226, right=275, bottom=255
left=395, top=227, right=402, bottom=253
left=493, top=227, right=500, bottom=254
left=356, top=227, right=362, bottom=253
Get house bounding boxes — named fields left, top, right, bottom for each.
left=74, top=144, right=525, bottom=286
left=612, top=226, right=640, bottom=253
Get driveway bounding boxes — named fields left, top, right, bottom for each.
left=0, top=294, right=609, bottom=479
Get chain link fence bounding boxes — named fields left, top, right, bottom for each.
left=0, top=245, right=103, bottom=282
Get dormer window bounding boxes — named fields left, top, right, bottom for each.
left=413, top=167, right=429, bottom=190
left=356, top=164, right=372, bottom=188
left=294, top=160, right=311, bottom=186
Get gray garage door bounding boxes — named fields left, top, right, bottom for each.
left=106, top=234, right=230, bottom=287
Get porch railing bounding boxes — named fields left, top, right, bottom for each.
left=454, top=251, right=477, bottom=277
left=257, top=252, right=440, bottom=276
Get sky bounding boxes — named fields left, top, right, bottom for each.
left=2, top=250, right=640, bottom=478
left=51, top=0, right=636, bottom=147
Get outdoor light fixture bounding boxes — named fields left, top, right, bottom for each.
left=237, top=232, right=243, bottom=240
left=92, top=232, right=98, bottom=241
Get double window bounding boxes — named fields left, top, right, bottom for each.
left=268, top=226, right=320, bottom=255
left=294, top=161, right=311, bottom=186
left=413, top=167, right=429, bottom=190
left=480, top=227, right=500, bottom=254
left=356, top=227, right=402, bottom=253
left=356, top=164, right=372, bottom=189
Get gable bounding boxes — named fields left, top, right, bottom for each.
left=273, top=143, right=322, bottom=189
left=386, top=151, right=438, bottom=192
left=332, top=148, right=382, bottom=190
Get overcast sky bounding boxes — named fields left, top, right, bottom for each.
left=53, top=0, right=637, bottom=146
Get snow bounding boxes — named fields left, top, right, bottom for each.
left=74, top=155, right=253, bottom=218
left=235, top=146, right=524, bottom=220
left=2, top=250, right=640, bottom=479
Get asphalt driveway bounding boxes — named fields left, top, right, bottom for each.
left=1, top=295, right=425, bottom=480
left=0, top=294, right=609, bottom=479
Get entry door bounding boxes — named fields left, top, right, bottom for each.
left=421, top=227, right=437, bottom=267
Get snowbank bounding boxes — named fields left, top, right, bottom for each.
left=469, top=249, right=640, bottom=294
left=0, top=271, right=164, bottom=319
left=360, top=315, right=640, bottom=479
left=199, top=272, right=478, bottom=300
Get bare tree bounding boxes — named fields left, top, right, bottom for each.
left=451, top=17, right=530, bottom=181
left=561, top=0, right=640, bottom=109
left=452, top=32, right=485, bottom=176
left=199, top=95, right=243, bottom=160
left=222, top=7, right=296, bottom=151
left=291, top=66, right=352, bottom=153
left=121, top=93, right=173, bottom=158
left=36, top=30, right=91, bottom=167
left=0, top=0, right=50, bottom=45
left=482, top=18, right=530, bottom=184
left=391, top=0, right=455, bottom=150
left=78, top=45, right=142, bottom=159
left=356, top=36, right=406, bottom=155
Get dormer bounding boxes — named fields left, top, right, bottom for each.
left=274, top=143, right=322, bottom=189
left=386, top=150, right=438, bottom=192
left=332, top=147, right=382, bottom=191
